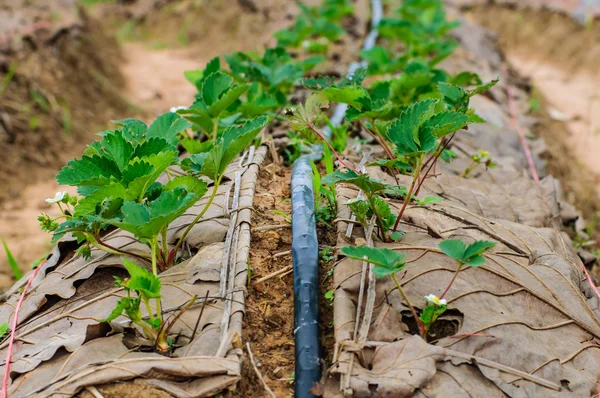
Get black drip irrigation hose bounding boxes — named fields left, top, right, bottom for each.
left=290, top=1, right=382, bottom=396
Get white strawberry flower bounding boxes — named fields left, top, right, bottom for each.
left=45, top=191, right=67, bottom=204
left=424, top=294, right=446, bottom=306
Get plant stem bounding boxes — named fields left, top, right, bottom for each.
left=415, top=132, right=456, bottom=196
left=307, top=123, right=359, bottom=174
left=391, top=154, right=424, bottom=234
left=151, top=236, right=158, bottom=276
left=150, top=236, right=162, bottom=320
left=362, top=120, right=395, bottom=161
left=440, top=262, right=464, bottom=299
left=95, top=236, right=151, bottom=262
left=390, top=273, right=425, bottom=337
left=161, top=227, right=169, bottom=265
left=172, top=176, right=222, bottom=260
left=144, top=298, right=155, bottom=323
left=361, top=121, right=400, bottom=185
left=212, top=115, right=220, bottom=144
left=366, top=193, right=388, bottom=242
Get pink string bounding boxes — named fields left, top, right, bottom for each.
left=506, top=84, right=540, bottom=183
left=1, top=261, right=45, bottom=398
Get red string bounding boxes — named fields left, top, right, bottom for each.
left=506, top=84, right=540, bottom=183
left=1, top=261, right=45, bottom=398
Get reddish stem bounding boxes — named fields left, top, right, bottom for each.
left=307, top=124, right=359, bottom=174
left=440, top=263, right=463, bottom=300
left=414, top=132, right=456, bottom=196
left=361, top=122, right=400, bottom=185
left=96, top=236, right=151, bottom=264
left=391, top=155, right=423, bottom=234
left=2, top=261, right=46, bottom=398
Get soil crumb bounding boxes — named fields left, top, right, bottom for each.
left=240, top=161, right=295, bottom=397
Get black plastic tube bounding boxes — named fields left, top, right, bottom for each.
left=290, top=1, right=382, bottom=396
left=291, top=156, right=321, bottom=397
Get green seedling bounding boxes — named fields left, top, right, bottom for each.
left=181, top=57, right=251, bottom=143
left=341, top=245, right=425, bottom=336
left=227, top=47, right=323, bottom=102
left=438, top=239, right=497, bottom=299
left=287, top=92, right=357, bottom=173
left=1, top=240, right=22, bottom=280
left=274, top=0, right=353, bottom=51
left=420, top=294, right=448, bottom=335
left=0, top=322, right=8, bottom=341
left=310, top=161, right=336, bottom=227
left=461, top=149, right=497, bottom=178
left=323, top=170, right=396, bottom=241
left=103, top=258, right=196, bottom=353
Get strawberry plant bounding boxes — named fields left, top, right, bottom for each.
left=323, top=170, right=400, bottom=241
left=438, top=239, right=497, bottom=299
left=226, top=47, right=323, bottom=104
left=461, top=149, right=497, bottom=178
left=103, top=258, right=196, bottom=353
left=340, top=245, right=425, bottom=336
left=274, top=0, right=354, bottom=53
left=179, top=58, right=251, bottom=144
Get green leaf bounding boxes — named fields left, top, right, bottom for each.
left=125, top=151, right=178, bottom=201
left=0, top=322, right=8, bottom=339
left=416, top=196, right=443, bottom=205
left=420, top=303, right=447, bottom=327
left=322, top=170, right=388, bottom=195
left=208, top=82, right=250, bottom=117
left=341, top=246, right=406, bottom=278
left=470, top=78, right=499, bottom=96
left=180, top=139, right=212, bottom=155
left=114, top=119, right=147, bottom=145
left=390, top=231, right=404, bottom=241
left=288, top=92, right=329, bottom=143
left=451, top=71, right=481, bottom=87
left=464, top=255, right=486, bottom=267
left=147, top=112, right=190, bottom=145
left=386, top=99, right=438, bottom=154
left=321, top=86, right=370, bottom=109
left=185, top=117, right=267, bottom=181
left=74, top=182, right=129, bottom=216
left=425, top=111, right=469, bottom=138
left=56, top=155, right=120, bottom=188
left=133, top=138, right=176, bottom=159
left=122, top=258, right=162, bottom=299
left=102, top=297, right=139, bottom=323
left=464, top=240, right=497, bottom=259
left=103, top=131, right=134, bottom=171
left=2, top=240, right=22, bottom=280
left=438, top=239, right=467, bottom=262
left=114, top=177, right=208, bottom=239
left=202, top=71, right=232, bottom=106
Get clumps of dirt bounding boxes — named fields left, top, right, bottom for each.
left=0, top=4, right=130, bottom=203
left=239, top=157, right=338, bottom=397
left=240, top=161, right=295, bottom=397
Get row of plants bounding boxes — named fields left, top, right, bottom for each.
left=282, top=0, right=502, bottom=338
left=35, top=0, right=356, bottom=353
left=33, top=0, right=502, bottom=351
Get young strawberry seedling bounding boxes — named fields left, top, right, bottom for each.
left=340, top=245, right=426, bottom=337
left=438, top=239, right=497, bottom=299
left=461, top=149, right=497, bottom=178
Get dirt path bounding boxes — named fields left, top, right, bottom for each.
left=0, top=44, right=200, bottom=284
